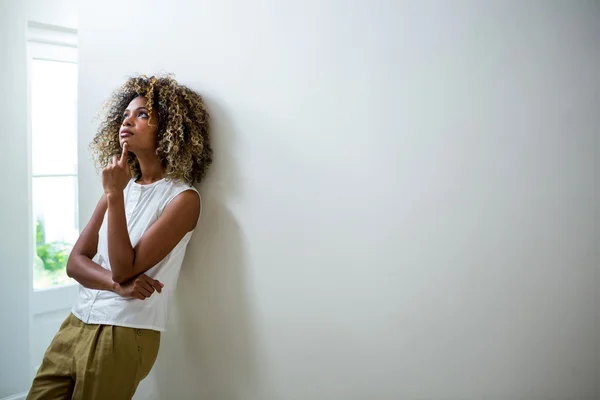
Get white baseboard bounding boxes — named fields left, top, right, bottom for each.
left=0, top=392, right=27, bottom=400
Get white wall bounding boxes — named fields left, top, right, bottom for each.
left=0, top=0, right=31, bottom=397
left=78, top=1, right=600, bottom=399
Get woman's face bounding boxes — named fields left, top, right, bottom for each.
left=119, top=96, right=159, bottom=154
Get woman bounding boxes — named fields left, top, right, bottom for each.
left=27, top=75, right=212, bottom=399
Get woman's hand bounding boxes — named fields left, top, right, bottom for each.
left=102, top=143, right=132, bottom=195
left=114, top=273, right=164, bottom=300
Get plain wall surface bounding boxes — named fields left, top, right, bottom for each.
left=0, top=0, right=30, bottom=397
left=78, top=1, right=600, bottom=399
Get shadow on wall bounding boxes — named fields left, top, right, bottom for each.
left=144, top=98, right=264, bottom=399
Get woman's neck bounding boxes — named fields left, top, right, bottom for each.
left=136, top=153, right=165, bottom=184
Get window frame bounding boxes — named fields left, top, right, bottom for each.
left=27, top=22, right=80, bottom=312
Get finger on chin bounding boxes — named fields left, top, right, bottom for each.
left=121, top=143, right=129, bottom=163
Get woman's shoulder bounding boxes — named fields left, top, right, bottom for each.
left=163, top=178, right=198, bottom=193
left=160, top=178, right=199, bottom=206
left=157, top=179, right=201, bottom=217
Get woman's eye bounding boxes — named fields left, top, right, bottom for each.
left=122, top=114, right=129, bottom=120
left=139, top=111, right=149, bottom=118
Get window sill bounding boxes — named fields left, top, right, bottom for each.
left=31, top=281, right=79, bottom=315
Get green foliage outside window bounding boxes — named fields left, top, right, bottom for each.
left=36, top=220, right=71, bottom=271
left=33, top=220, right=73, bottom=288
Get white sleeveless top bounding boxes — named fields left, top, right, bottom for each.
left=71, top=177, right=200, bottom=332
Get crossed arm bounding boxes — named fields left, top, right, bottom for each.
left=66, top=189, right=200, bottom=296
left=106, top=190, right=199, bottom=283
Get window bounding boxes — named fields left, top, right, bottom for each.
left=28, top=23, right=78, bottom=290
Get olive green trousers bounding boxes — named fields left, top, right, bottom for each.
left=27, top=313, right=160, bottom=400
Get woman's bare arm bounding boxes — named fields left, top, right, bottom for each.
left=108, top=190, right=200, bottom=283
left=66, top=194, right=117, bottom=292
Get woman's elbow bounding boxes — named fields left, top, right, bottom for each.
left=66, top=255, right=77, bottom=278
left=111, top=271, right=130, bottom=284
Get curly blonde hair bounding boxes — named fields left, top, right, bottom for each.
left=90, top=74, right=212, bottom=185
